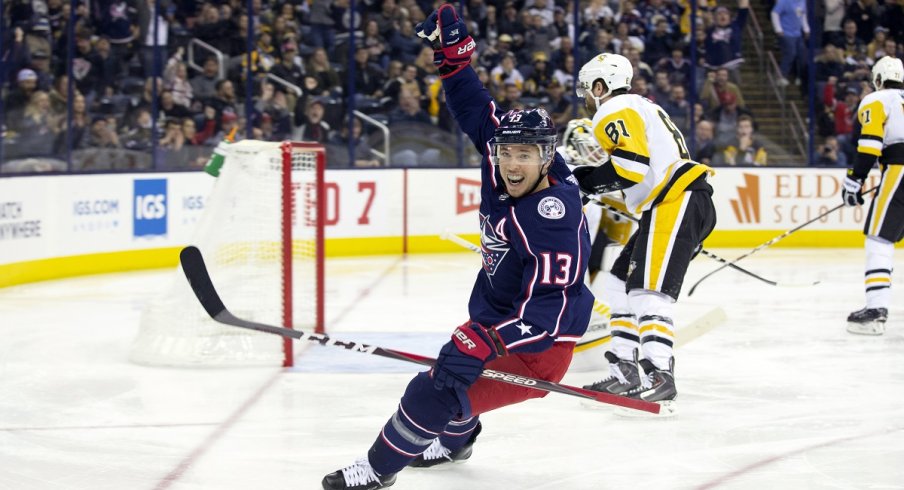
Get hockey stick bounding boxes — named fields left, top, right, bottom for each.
left=687, top=187, right=879, bottom=296
left=179, top=246, right=660, bottom=414
left=587, top=198, right=811, bottom=289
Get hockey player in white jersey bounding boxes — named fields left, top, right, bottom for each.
left=571, top=53, right=716, bottom=414
left=841, top=56, right=904, bottom=335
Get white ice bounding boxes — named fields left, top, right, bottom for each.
left=2, top=248, right=904, bottom=490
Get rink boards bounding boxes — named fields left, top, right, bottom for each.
left=0, top=166, right=899, bottom=287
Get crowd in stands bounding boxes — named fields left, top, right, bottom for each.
left=807, top=0, right=904, bottom=167
left=2, top=0, right=877, bottom=171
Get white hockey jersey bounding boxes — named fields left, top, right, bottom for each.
left=590, top=94, right=713, bottom=213
left=856, top=88, right=904, bottom=162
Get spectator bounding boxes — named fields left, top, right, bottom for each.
left=715, top=115, right=768, bottom=166
left=823, top=83, right=859, bottom=147
left=159, top=89, right=192, bottom=120
left=524, top=14, right=554, bottom=56
left=389, top=20, right=422, bottom=64
left=70, top=30, right=102, bottom=97
left=710, top=91, right=755, bottom=147
left=815, top=43, right=845, bottom=82
left=651, top=70, right=673, bottom=102
left=269, top=41, right=305, bottom=89
left=550, top=6, right=574, bottom=40
left=884, top=0, right=904, bottom=43
left=839, top=19, right=866, bottom=59
left=617, top=1, right=647, bottom=38
left=293, top=99, right=331, bottom=143
left=704, top=0, right=749, bottom=83
left=490, top=53, right=525, bottom=92
left=868, top=27, right=892, bottom=58
left=823, top=0, right=846, bottom=46
left=584, top=0, right=615, bottom=27
left=662, top=84, right=691, bottom=133
left=308, top=0, right=337, bottom=53
left=656, top=47, right=692, bottom=87
left=138, top=0, right=169, bottom=78
left=5, top=69, right=41, bottom=121
left=351, top=49, right=386, bottom=97
left=611, top=21, right=645, bottom=55
left=544, top=79, right=572, bottom=128
left=163, top=48, right=193, bottom=108
left=499, top=2, right=526, bottom=38
left=15, top=91, right=60, bottom=157
left=523, top=52, right=553, bottom=97
left=552, top=53, right=575, bottom=89
left=362, top=19, right=390, bottom=70
left=121, top=108, right=154, bottom=151
left=845, top=0, right=878, bottom=44
left=624, top=45, right=654, bottom=82
left=644, top=16, right=679, bottom=66
left=85, top=116, right=121, bottom=149
left=693, top=120, right=717, bottom=166
left=327, top=118, right=380, bottom=168
left=98, top=0, right=138, bottom=62
left=771, top=0, right=810, bottom=86
left=190, top=57, right=221, bottom=103
left=700, top=68, right=747, bottom=111
left=817, top=135, right=848, bottom=166
left=306, top=48, right=341, bottom=95
left=54, top=92, right=89, bottom=153
left=389, top=90, right=432, bottom=125
left=159, top=117, right=185, bottom=151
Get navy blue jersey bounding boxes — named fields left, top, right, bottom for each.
left=443, top=66, right=594, bottom=354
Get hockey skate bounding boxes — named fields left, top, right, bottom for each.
left=322, top=458, right=396, bottom=490
left=581, top=351, right=640, bottom=408
left=409, top=423, right=482, bottom=468
left=618, top=358, right=677, bottom=418
left=846, top=307, right=888, bottom=335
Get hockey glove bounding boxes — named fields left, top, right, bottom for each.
left=433, top=322, right=504, bottom=391
left=572, top=163, right=633, bottom=195
left=842, top=171, right=865, bottom=207
left=415, top=4, right=476, bottom=78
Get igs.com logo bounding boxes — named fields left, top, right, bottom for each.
left=133, top=179, right=167, bottom=237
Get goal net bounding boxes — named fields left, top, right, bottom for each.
left=131, top=140, right=325, bottom=367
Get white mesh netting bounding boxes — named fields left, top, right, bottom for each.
left=131, top=140, right=321, bottom=366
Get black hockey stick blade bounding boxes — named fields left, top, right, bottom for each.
left=178, top=246, right=660, bottom=414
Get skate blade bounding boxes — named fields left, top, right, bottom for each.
left=614, top=400, right=677, bottom=418
left=846, top=322, right=885, bottom=336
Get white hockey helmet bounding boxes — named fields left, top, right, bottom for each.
left=871, top=56, right=904, bottom=90
left=577, top=53, right=634, bottom=106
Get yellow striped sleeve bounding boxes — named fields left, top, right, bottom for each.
left=858, top=100, right=886, bottom=156
left=593, top=107, right=650, bottom=184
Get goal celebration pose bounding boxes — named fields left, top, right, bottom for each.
left=322, top=5, right=594, bottom=489
left=571, top=53, right=716, bottom=414
left=841, top=56, right=904, bottom=335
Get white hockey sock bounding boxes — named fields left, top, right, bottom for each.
left=603, top=273, right=638, bottom=361
left=865, top=236, right=894, bottom=309
left=628, top=289, right=676, bottom=371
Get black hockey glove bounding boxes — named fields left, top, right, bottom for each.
left=415, top=3, right=477, bottom=79
left=842, top=170, right=865, bottom=207
left=572, top=163, right=633, bottom=196
left=433, top=322, right=503, bottom=391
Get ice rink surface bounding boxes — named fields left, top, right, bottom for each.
left=2, top=248, right=904, bottom=490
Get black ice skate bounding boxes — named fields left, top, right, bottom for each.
left=322, top=458, right=396, bottom=490
left=582, top=351, right=640, bottom=396
left=846, top=307, right=888, bottom=335
left=409, top=423, right=482, bottom=468
left=621, top=358, right=677, bottom=417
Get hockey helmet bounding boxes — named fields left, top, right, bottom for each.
left=563, top=118, right=609, bottom=166
left=489, top=108, right=558, bottom=165
left=577, top=53, right=633, bottom=105
left=872, top=56, right=904, bottom=90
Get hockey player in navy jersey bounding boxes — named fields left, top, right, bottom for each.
left=322, top=5, right=594, bottom=489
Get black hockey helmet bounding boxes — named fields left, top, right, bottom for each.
left=489, top=108, right=557, bottom=165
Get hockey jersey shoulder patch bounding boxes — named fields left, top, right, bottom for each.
left=537, top=196, right=566, bottom=219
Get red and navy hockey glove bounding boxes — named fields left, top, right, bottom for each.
left=433, top=321, right=505, bottom=391
left=415, top=3, right=476, bottom=78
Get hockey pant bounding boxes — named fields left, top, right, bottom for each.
left=366, top=341, right=574, bottom=476
left=606, top=189, right=716, bottom=369
left=862, top=164, right=904, bottom=309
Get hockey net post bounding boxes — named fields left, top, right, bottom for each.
left=131, top=140, right=325, bottom=368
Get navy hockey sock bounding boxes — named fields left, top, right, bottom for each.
left=367, top=371, right=463, bottom=476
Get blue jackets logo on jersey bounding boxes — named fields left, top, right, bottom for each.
left=480, top=216, right=509, bottom=278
